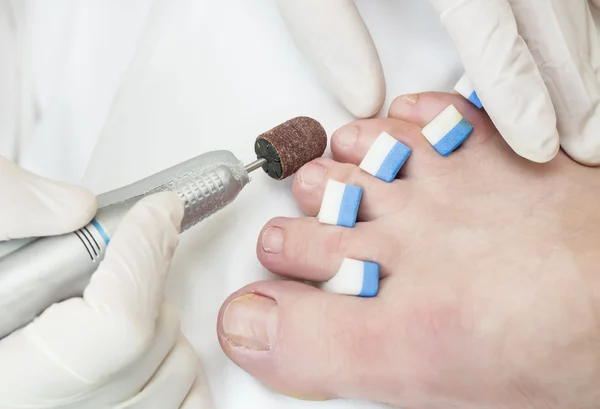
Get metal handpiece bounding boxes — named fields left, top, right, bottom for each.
left=0, top=150, right=251, bottom=339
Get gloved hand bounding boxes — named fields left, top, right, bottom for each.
left=0, top=157, right=212, bottom=409
left=277, top=0, right=600, bottom=165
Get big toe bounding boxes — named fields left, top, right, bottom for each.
left=388, top=92, right=499, bottom=156
left=217, top=281, right=388, bottom=402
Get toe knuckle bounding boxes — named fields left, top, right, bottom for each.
left=402, top=298, right=474, bottom=388
left=323, top=306, right=396, bottom=379
left=349, top=165, right=373, bottom=189
left=410, top=301, right=460, bottom=344
left=396, top=123, right=422, bottom=145
left=326, top=227, right=353, bottom=257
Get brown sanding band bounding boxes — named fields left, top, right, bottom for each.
left=257, top=117, right=327, bottom=180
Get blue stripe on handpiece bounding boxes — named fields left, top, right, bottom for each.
left=337, top=185, right=362, bottom=228
left=91, top=219, right=110, bottom=244
left=375, top=142, right=412, bottom=182
left=433, top=118, right=473, bottom=156
left=359, top=261, right=379, bottom=297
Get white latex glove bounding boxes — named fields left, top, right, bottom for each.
left=277, top=0, right=600, bottom=165
left=0, top=157, right=212, bottom=409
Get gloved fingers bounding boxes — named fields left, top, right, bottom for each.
left=115, top=333, right=206, bottom=409
left=84, top=191, right=184, bottom=324
left=276, top=0, right=385, bottom=118
left=0, top=303, right=180, bottom=407
left=0, top=193, right=183, bottom=389
left=0, top=156, right=97, bottom=241
left=508, top=0, right=600, bottom=164
left=430, top=0, right=560, bottom=163
left=590, top=0, right=600, bottom=9
left=179, top=367, right=214, bottom=409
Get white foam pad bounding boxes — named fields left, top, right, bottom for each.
left=317, top=179, right=362, bottom=228
left=422, top=105, right=463, bottom=145
left=421, top=105, right=473, bottom=156
left=319, top=258, right=379, bottom=297
left=454, top=74, right=474, bottom=99
left=359, top=132, right=411, bottom=182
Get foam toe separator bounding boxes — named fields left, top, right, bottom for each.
left=421, top=105, right=473, bottom=156
left=454, top=74, right=483, bottom=109
left=359, top=132, right=411, bottom=182
left=319, top=258, right=379, bottom=297
left=318, top=180, right=362, bottom=227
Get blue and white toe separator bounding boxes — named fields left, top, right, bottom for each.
left=318, top=179, right=362, bottom=228
left=359, top=132, right=411, bottom=182
left=320, top=258, right=379, bottom=297
left=422, top=105, right=473, bottom=156
left=454, top=74, right=483, bottom=109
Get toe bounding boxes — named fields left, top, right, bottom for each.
left=257, top=217, right=396, bottom=282
left=330, top=118, right=441, bottom=179
left=389, top=92, right=499, bottom=156
left=218, top=279, right=485, bottom=407
left=217, top=281, right=389, bottom=401
left=292, top=157, right=409, bottom=221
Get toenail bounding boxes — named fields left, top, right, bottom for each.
left=401, top=94, right=419, bottom=104
left=298, top=163, right=326, bottom=187
left=262, top=226, right=284, bottom=253
left=334, top=124, right=359, bottom=148
left=223, top=294, right=278, bottom=351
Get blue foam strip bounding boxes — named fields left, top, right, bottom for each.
left=91, top=219, right=110, bottom=244
left=375, top=142, right=412, bottom=182
left=468, top=91, right=483, bottom=109
left=433, top=118, right=473, bottom=156
left=359, top=262, right=379, bottom=297
left=337, top=184, right=362, bottom=227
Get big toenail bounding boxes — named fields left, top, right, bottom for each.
left=334, top=125, right=359, bottom=148
left=223, top=294, right=278, bottom=351
left=262, top=226, right=284, bottom=253
left=299, top=163, right=326, bottom=187
left=401, top=94, right=419, bottom=104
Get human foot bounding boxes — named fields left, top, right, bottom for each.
left=218, top=92, right=600, bottom=408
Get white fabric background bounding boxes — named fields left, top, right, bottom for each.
left=9, top=1, right=596, bottom=408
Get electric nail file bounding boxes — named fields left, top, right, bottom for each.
left=0, top=117, right=327, bottom=339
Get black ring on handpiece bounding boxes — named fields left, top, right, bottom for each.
left=255, top=138, right=283, bottom=180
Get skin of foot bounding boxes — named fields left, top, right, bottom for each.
left=217, top=92, right=600, bottom=409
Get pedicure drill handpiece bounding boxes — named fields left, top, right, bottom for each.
left=0, top=116, right=327, bottom=339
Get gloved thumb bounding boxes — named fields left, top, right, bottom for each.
left=0, top=156, right=97, bottom=240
